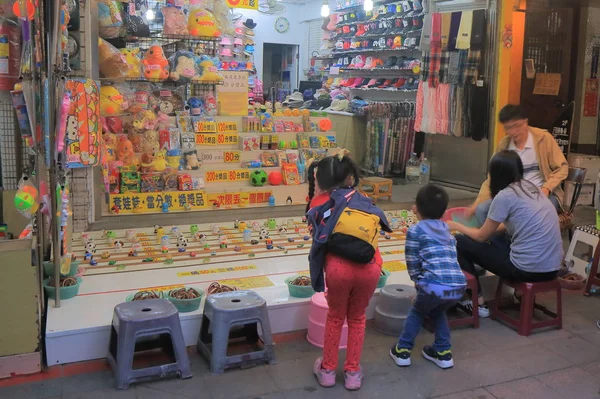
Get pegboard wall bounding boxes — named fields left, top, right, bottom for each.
left=0, top=99, right=28, bottom=190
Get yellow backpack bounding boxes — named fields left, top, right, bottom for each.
left=328, top=208, right=381, bottom=263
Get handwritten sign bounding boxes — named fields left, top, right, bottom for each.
left=205, top=169, right=250, bottom=183
left=195, top=121, right=217, bottom=133
left=217, top=122, right=239, bottom=133
left=225, top=0, right=258, bottom=10
left=196, top=133, right=217, bottom=146
left=109, top=190, right=207, bottom=214
left=533, top=73, right=561, bottom=96
left=199, top=150, right=241, bottom=164
left=217, top=71, right=248, bottom=116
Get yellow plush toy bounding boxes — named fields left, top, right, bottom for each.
left=153, top=149, right=168, bottom=172
left=197, top=57, right=224, bottom=82
left=100, top=86, right=126, bottom=116
left=120, top=48, right=142, bottom=79
left=188, top=8, right=221, bottom=37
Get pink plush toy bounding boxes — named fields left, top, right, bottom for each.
left=162, top=7, right=188, bottom=36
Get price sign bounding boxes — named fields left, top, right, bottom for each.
left=109, top=190, right=207, bottom=214
left=216, top=133, right=238, bottom=145
left=195, top=121, right=217, bottom=133
left=199, top=150, right=240, bottom=164
left=196, top=133, right=217, bottom=146
left=225, top=0, right=258, bottom=10
left=205, top=169, right=251, bottom=183
left=217, top=122, right=238, bottom=133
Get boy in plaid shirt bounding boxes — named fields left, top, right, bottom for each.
left=390, top=184, right=466, bottom=369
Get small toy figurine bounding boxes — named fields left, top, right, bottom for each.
left=195, top=232, right=207, bottom=242
left=303, top=235, right=310, bottom=240
left=238, top=221, right=247, bottom=232
left=234, top=245, right=241, bottom=252
left=286, top=196, right=293, bottom=205
left=156, top=227, right=165, bottom=243
left=190, top=224, right=199, bottom=234
left=101, top=251, right=111, bottom=259
left=142, top=45, right=170, bottom=81
left=259, top=228, right=269, bottom=240
left=190, top=252, right=197, bottom=257
left=90, top=259, right=98, bottom=266
left=111, top=205, right=120, bottom=214
left=128, top=249, right=138, bottom=257
left=251, top=239, right=259, bottom=245
left=268, top=196, right=275, bottom=206
left=171, top=226, right=180, bottom=236
left=211, top=225, right=220, bottom=234
left=251, top=221, right=261, bottom=232
left=162, top=202, right=169, bottom=213
left=243, top=229, right=252, bottom=242
left=267, top=218, right=277, bottom=229
left=234, top=219, right=240, bottom=228
left=105, top=230, right=117, bottom=239
left=288, top=237, right=295, bottom=242
left=154, top=225, right=162, bottom=233
left=114, top=240, right=124, bottom=251
left=278, top=226, right=288, bottom=237
left=266, top=244, right=273, bottom=250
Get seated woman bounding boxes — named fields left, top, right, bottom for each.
left=447, top=150, right=563, bottom=318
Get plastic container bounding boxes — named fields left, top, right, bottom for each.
left=443, top=207, right=479, bottom=228
left=43, top=277, right=82, bottom=300
left=285, top=276, right=315, bottom=298
left=166, top=288, right=204, bottom=313
left=44, top=260, right=80, bottom=278
left=307, top=292, right=348, bottom=348
left=377, top=269, right=391, bottom=288
left=405, top=153, right=420, bottom=183
left=419, top=158, right=430, bottom=185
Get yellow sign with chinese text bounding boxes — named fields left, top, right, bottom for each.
left=177, top=265, right=257, bottom=277
left=207, top=190, right=272, bottom=207
left=225, top=0, right=259, bottom=10
left=217, top=71, right=249, bottom=116
left=196, top=133, right=217, bottom=146
left=199, top=150, right=241, bottom=164
left=217, top=133, right=238, bottom=145
left=217, top=121, right=239, bottom=133
left=195, top=121, right=217, bottom=133
left=219, top=276, right=274, bottom=289
left=205, top=169, right=250, bottom=183
left=383, top=260, right=407, bottom=272
left=109, top=190, right=207, bottom=214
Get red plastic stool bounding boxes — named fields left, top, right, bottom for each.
left=449, top=271, right=479, bottom=329
left=491, top=279, right=562, bottom=336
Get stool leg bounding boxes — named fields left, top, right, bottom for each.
left=258, top=307, right=277, bottom=365
left=519, top=292, right=534, bottom=336
left=584, top=261, right=598, bottom=296
left=471, top=280, right=479, bottom=328
left=209, top=314, right=230, bottom=375
left=114, top=329, right=136, bottom=390
left=169, top=321, right=193, bottom=379
left=491, top=279, right=504, bottom=320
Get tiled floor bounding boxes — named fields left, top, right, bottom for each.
left=1, top=289, right=599, bottom=399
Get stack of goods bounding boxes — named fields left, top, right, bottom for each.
left=362, top=101, right=416, bottom=176
left=414, top=9, right=488, bottom=140
left=218, top=18, right=256, bottom=72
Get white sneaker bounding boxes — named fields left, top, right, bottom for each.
left=460, top=300, right=490, bottom=318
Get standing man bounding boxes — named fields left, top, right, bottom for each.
left=467, top=104, right=568, bottom=221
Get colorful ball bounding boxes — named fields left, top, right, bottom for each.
left=268, top=171, right=283, bottom=186
left=14, top=191, right=36, bottom=211
left=250, top=169, right=268, bottom=186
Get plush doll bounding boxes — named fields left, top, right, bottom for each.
left=98, top=0, right=123, bottom=39
left=143, top=130, right=160, bottom=154
left=188, top=8, right=221, bottom=37
left=117, top=136, right=135, bottom=165
left=140, top=152, right=154, bottom=173
left=129, top=132, right=146, bottom=153
left=184, top=150, right=201, bottom=170
left=197, top=56, right=224, bottom=82
left=169, top=51, right=200, bottom=83
left=98, top=38, right=128, bottom=79
left=153, top=150, right=168, bottom=172
left=103, top=133, right=117, bottom=163
left=187, top=97, right=203, bottom=116
left=142, top=44, right=170, bottom=81
left=100, top=86, right=126, bottom=116
left=120, top=48, right=142, bottom=79
left=203, top=92, right=217, bottom=116
left=162, top=7, right=188, bottom=36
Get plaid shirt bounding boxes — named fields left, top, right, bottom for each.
left=405, top=222, right=467, bottom=287
left=421, top=52, right=431, bottom=81
left=465, top=50, right=481, bottom=84
left=439, top=51, right=450, bottom=84
left=428, top=47, right=442, bottom=88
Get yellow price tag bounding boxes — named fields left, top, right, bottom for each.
left=195, top=121, right=217, bottom=133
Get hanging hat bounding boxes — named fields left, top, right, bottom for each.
left=220, top=48, right=233, bottom=57
left=233, top=37, right=243, bottom=46
left=220, top=36, right=233, bottom=46
left=243, top=18, right=258, bottom=29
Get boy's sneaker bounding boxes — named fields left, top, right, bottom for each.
left=344, top=367, right=364, bottom=391
left=422, top=346, right=454, bottom=369
left=460, top=299, right=490, bottom=318
left=389, top=344, right=411, bottom=367
left=313, top=357, right=336, bottom=388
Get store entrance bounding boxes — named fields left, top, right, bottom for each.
left=262, top=43, right=299, bottom=102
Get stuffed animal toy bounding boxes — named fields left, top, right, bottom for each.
left=203, top=92, right=218, bottom=116
left=185, top=151, right=201, bottom=170
left=140, top=152, right=154, bottom=173
left=98, top=38, right=128, bottom=79
left=143, top=130, right=160, bottom=154
left=117, top=136, right=135, bottom=165
left=197, top=56, right=224, bottom=82
left=162, top=7, right=188, bottom=36
left=188, top=8, right=221, bottom=37
left=142, top=45, right=170, bottom=81
left=129, top=133, right=146, bottom=153
left=103, top=133, right=118, bottom=163
left=169, top=51, right=199, bottom=83
left=153, top=149, right=168, bottom=172
left=98, top=0, right=123, bottom=39
left=100, top=86, right=126, bottom=116
left=187, top=97, right=203, bottom=115
left=120, top=48, right=142, bottom=79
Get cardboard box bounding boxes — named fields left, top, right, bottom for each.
left=564, top=181, right=594, bottom=207
left=567, top=153, right=600, bottom=184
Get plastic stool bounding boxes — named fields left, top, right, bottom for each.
left=491, top=279, right=562, bottom=336
left=107, top=299, right=192, bottom=390
left=449, top=271, right=479, bottom=329
left=358, top=177, right=393, bottom=203
left=307, top=292, right=348, bottom=348
left=197, top=290, right=276, bottom=375
left=374, top=284, right=416, bottom=335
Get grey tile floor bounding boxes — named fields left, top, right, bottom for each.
left=1, top=297, right=600, bottom=399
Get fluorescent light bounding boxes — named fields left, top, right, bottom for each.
left=146, top=9, right=155, bottom=20
left=363, top=0, right=373, bottom=11
left=321, top=3, right=330, bottom=17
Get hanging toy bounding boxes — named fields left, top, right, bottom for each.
left=188, top=8, right=221, bottom=37
left=14, top=176, right=39, bottom=217
left=142, top=44, right=170, bottom=81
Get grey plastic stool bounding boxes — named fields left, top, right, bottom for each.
left=197, top=290, right=277, bottom=375
left=107, top=299, right=192, bottom=389
left=374, top=284, right=417, bottom=335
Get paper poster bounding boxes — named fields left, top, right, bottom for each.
left=533, top=73, right=561, bottom=96
left=584, top=78, right=599, bottom=117
left=217, top=71, right=249, bottom=116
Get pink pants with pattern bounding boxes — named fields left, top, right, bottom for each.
left=322, top=252, right=382, bottom=372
